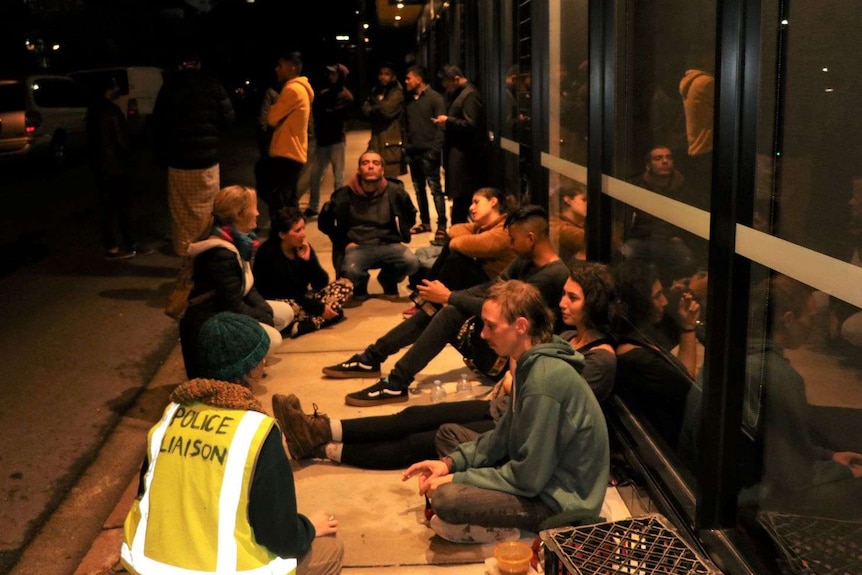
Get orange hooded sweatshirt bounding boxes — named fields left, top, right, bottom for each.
left=679, top=68, right=714, bottom=157
left=267, top=76, right=315, bottom=163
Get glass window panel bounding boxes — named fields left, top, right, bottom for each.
left=548, top=0, right=588, bottom=166
left=734, top=4, right=862, bottom=568
left=500, top=0, right=517, bottom=142
left=548, top=0, right=589, bottom=262
left=611, top=0, right=715, bottom=476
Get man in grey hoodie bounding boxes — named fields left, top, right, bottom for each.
left=403, top=280, right=609, bottom=543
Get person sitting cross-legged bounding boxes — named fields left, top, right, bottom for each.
left=253, top=207, right=353, bottom=338
left=318, top=150, right=419, bottom=302
left=402, top=280, right=609, bottom=544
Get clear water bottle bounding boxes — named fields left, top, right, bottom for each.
left=457, top=373, right=472, bottom=396
left=430, top=379, right=447, bottom=403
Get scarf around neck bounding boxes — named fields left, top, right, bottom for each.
left=170, top=378, right=264, bottom=413
left=213, top=224, right=259, bottom=261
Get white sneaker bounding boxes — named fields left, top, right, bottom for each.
left=429, top=515, right=521, bottom=544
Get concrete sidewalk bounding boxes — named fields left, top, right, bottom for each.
left=20, top=131, right=629, bottom=575
left=9, top=131, right=497, bottom=575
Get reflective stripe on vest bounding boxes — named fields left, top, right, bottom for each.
left=120, top=403, right=297, bottom=575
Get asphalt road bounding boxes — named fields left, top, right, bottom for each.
left=0, top=118, right=261, bottom=574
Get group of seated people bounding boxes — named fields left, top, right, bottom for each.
left=127, top=153, right=860, bottom=575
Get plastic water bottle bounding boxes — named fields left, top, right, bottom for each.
left=430, top=379, right=447, bottom=403
left=457, top=373, right=472, bottom=396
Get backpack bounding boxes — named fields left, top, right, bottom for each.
left=453, top=316, right=508, bottom=381
left=164, top=257, right=214, bottom=320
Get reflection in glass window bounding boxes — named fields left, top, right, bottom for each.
left=548, top=0, right=588, bottom=166
left=610, top=0, right=714, bottom=482
left=728, top=6, right=862, bottom=554
left=613, top=260, right=701, bottom=452
left=547, top=0, right=588, bottom=262
left=550, top=177, right=586, bottom=264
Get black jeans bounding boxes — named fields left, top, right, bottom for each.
left=363, top=303, right=470, bottom=389
left=268, top=156, right=304, bottom=219
left=340, top=401, right=493, bottom=469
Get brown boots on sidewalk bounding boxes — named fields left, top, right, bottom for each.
left=272, top=393, right=332, bottom=459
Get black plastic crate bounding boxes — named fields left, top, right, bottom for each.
left=540, top=514, right=720, bottom=575
left=758, top=512, right=862, bottom=575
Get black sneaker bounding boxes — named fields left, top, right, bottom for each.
left=345, top=377, right=409, bottom=407
left=322, top=354, right=381, bottom=378
left=303, top=208, right=319, bottom=219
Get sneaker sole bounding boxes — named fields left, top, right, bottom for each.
left=344, top=394, right=409, bottom=407
left=322, top=368, right=381, bottom=379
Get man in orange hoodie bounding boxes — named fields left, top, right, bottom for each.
left=267, top=52, right=315, bottom=224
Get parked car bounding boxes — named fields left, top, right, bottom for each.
left=0, top=74, right=89, bottom=168
left=69, top=66, right=163, bottom=139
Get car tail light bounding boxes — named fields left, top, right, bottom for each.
left=25, top=110, right=41, bottom=134
left=127, top=97, right=138, bottom=117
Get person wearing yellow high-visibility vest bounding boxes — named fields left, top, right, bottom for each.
left=121, top=311, right=343, bottom=575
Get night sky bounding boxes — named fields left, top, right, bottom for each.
left=0, top=0, right=415, bottom=100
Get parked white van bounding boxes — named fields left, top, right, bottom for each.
left=0, top=74, right=89, bottom=168
left=69, top=66, right=163, bottom=138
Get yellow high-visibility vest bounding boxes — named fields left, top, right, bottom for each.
left=121, top=402, right=297, bottom=575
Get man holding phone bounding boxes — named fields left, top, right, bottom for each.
left=403, top=65, right=447, bottom=243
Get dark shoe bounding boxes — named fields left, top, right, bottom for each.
left=429, top=228, right=447, bottom=246
left=289, top=318, right=317, bottom=338
left=303, top=208, right=319, bottom=219
left=322, top=354, right=381, bottom=378
left=411, top=223, right=432, bottom=234
left=345, top=377, right=409, bottom=407
left=104, top=249, right=136, bottom=261
left=341, top=293, right=368, bottom=308
left=378, top=291, right=410, bottom=303
left=272, top=394, right=332, bottom=460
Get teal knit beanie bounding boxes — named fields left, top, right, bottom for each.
left=197, top=312, right=269, bottom=381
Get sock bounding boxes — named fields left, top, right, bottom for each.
left=330, top=420, right=343, bottom=442
left=325, top=442, right=343, bottom=462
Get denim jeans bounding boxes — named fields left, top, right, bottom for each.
left=407, top=151, right=446, bottom=228
left=310, top=141, right=346, bottom=212
left=340, top=243, right=419, bottom=296
left=432, top=483, right=556, bottom=532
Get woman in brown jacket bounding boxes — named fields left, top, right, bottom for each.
left=407, top=187, right=516, bottom=316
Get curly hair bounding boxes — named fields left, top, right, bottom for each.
left=567, top=260, right=616, bottom=334
left=614, top=260, right=661, bottom=329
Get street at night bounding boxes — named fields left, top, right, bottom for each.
left=0, top=118, right=262, bottom=573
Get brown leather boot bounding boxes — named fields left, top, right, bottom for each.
left=271, top=394, right=332, bottom=459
